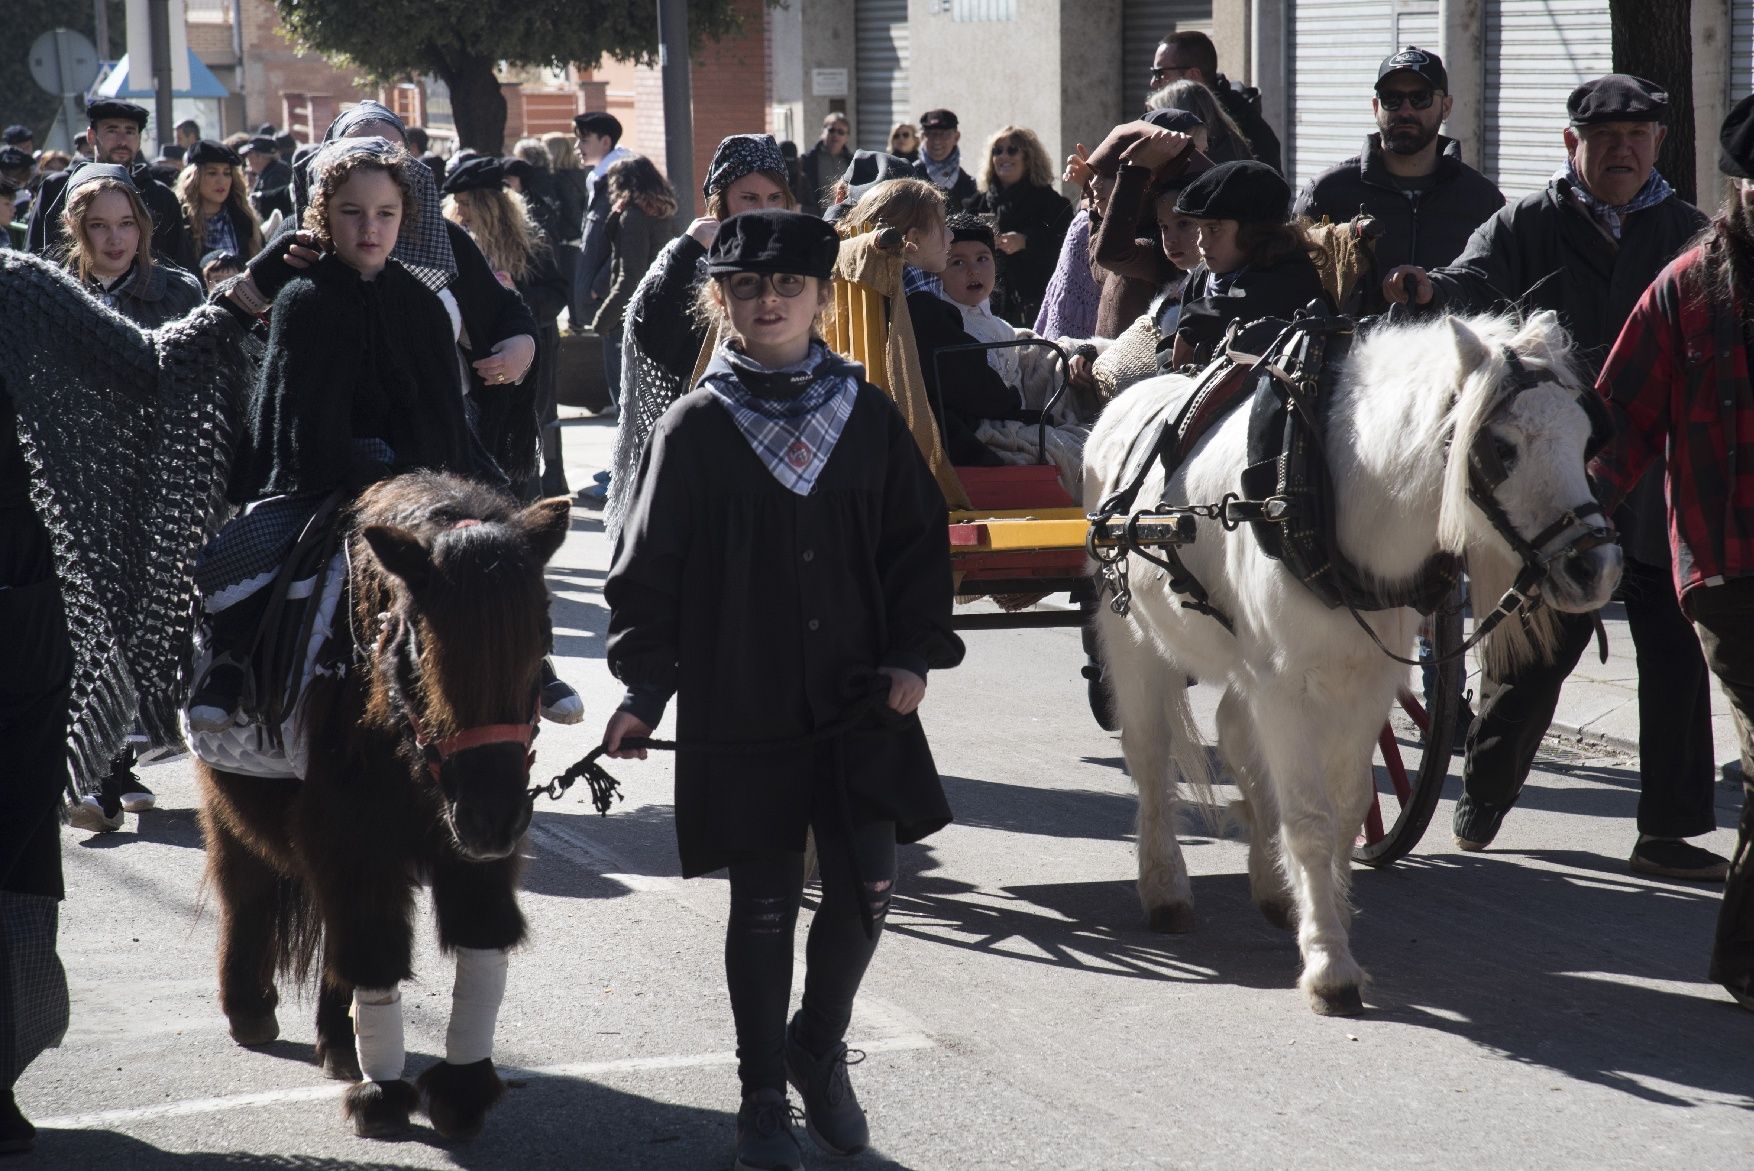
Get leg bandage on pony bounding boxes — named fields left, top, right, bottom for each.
left=351, top=985, right=405, bottom=1083
left=444, top=947, right=509, bottom=1065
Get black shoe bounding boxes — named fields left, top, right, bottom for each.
left=187, top=662, right=247, bottom=733
left=68, top=790, right=124, bottom=833
left=1629, top=837, right=1731, bottom=882
left=734, top=1089, right=804, bottom=1171
left=1452, top=792, right=1512, bottom=851
left=105, top=751, right=155, bottom=814
left=539, top=659, right=584, bottom=725
left=0, top=1089, right=35, bottom=1155
left=785, top=1016, right=869, bottom=1156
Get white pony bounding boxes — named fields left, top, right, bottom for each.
left=1083, top=311, right=1622, bottom=1015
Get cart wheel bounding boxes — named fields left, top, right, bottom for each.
left=1080, top=599, right=1119, bottom=731
left=1352, top=588, right=1465, bottom=867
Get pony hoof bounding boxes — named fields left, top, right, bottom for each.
left=1309, top=985, right=1365, bottom=1017
left=342, top=1079, right=419, bottom=1138
left=319, top=1042, right=362, bottom=1082
left=227, top=1010, right=280, bottom=1047
left=418, top=1058, right=505, bottom=1142
left=1256, top=900, right=1295, bottom=932
left=1147, top=903, right=1195, bottom=934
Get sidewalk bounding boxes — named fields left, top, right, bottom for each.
left=557, top=407, right=1735, bottom=768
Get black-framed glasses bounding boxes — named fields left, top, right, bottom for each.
left=1149, top=65, right=1191, bottom=83
left=992, top=144, right=1021, bottom=157
left=1377, top=89, right=1438, bottom=111
left=725, top=272, right=808, bottom=300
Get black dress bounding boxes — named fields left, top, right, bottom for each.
left=606, top=383, right=965, bottom=877
left=966, top=181, right=1074, bottom=327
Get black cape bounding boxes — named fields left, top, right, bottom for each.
left=606, top=381, right=965, bottom=876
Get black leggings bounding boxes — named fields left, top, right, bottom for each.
left=724, top=820, right=897, bottom=1096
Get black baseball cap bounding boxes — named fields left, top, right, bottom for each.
left=1376, top=47, right=1448, bottom=93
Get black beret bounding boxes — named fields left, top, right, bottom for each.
left=2, top=125, right=31, bottom=145
left=86, top=99, right=149, bottom=127
left=502, top=157, right=536, bottom=185
left=1567, top=74, right=1668, bottom=126
left=919, top=109, right=959, bottom=131
left=1173, top=160, right=1291, bottom=224
left=187, top=139, right=241, bottom=167
left=707, top=209, right=840, bottom=279
left=0, top=148, right=32, bottom=171
left=843, top=150, right=915, bottom=201
left=947, top=212, right=995, bottom=250
left=242, top=136, right=278, bottom=156
left=1377, top=46, right=1448, bottom=92
left=1143, top=107, right=1205, bottom=135
left=441, top=155, right=505, bottom=195
left=1720, top=93, right=1754, bottom=179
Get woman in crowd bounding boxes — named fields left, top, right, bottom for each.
left=606, top=133, right=796, bottom=538
left=440, top=156, right=572, bottom=499
left=602, top=209, right=962, bottom=1171
left=177, top=139, right=264, bottom=263
left=541, top=131, right=591, bottom=318
left=52, top=164, right=207, bottom=830
left=965, top=126, right=1073, bottom=326
left=888, top=122, right=920, bottom=162
left=1149, top=78, right=1256, bottom=165
left=591, top=156, right=680, bottom=430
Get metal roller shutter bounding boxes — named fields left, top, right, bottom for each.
left=1123, top=0, right=1215, bottom=106
left=855, top=0, right=910, bottom=152
left=1290, top=1, right=1393, bottom=188
left=1734, top=0, right=1754, bottom=105
left=1484, top=0, right=1612, bottom=199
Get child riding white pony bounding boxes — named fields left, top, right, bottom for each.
left=1083, top=310, right=1622, bottom=1015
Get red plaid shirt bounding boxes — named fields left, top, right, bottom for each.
left=1591, top=244, right=1754, bottom=606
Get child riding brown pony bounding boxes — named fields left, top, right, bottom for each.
left=197, top=471, right=570, bottom=1139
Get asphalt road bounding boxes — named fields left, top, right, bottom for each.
left=12, top=414, right=1751, bottom=1170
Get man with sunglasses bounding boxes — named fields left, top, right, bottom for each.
left=1150, top=31, right=1282, bottom=175
left=911, top=109, right=978, bottom=210
left=1295, top=47, right=1502, bottom=314
left=794, top=113, right=855, bottom=216
left=1384, top=76, right=1726, bottom=882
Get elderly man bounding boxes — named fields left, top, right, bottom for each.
left=26, top=99, right=192, bottom=268
left=1385, top=75, right=1724, bottom=880
left=1150, top=30, right=1282, bottom=174
left=1295, top=46, right=1503, bottom=312
left=911, top=109, right=978, bottom=209
left=794, top=112, right=854, bottom=215
left=243, top=135, right=293, bottom=220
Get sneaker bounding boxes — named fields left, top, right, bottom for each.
left=0, top=1089, right=34, bottom=1155
left=539, top=660, right=584, bottom=725
left=68, top=794, right=124, bottom=833
left=1629, top=837, right=1731, bottom=882
left=733, top=1089, right=804, bottom=1171
left=1452, top=792, right=1512, bottom=852
left=106, top=751, right=155, bottom=813
left=785, top=1016, right=869, bottom=1156
left=187, top=662, right=246, bottom=733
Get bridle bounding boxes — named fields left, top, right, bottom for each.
left=380, top=613, right=541, bottom=784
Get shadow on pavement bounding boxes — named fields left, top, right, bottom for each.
left=939, top=774, right=1138, bottom=843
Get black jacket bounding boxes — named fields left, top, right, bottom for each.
left=906, top=289, right=1025, bottom=465
left=1428, top=176, right=1707, bottom=561
left=232, top=255, right=495, bottom=503
left=606, top=380, right=963, bottom=876
left=84, top=260, right=204, bottom=330
left=444, top=219, right=544, bottom=483
left=966, top=181, right=1075, bottom=327
left=1172, top=251, right=1329, bottom=366
left=1295, top=134, right=1505, bottom=313
left=249, top=157, right=295, bottom=222
left=795, top=143, right=854, bottom=215
left=28, top=158, right=195, bottom=271
left=1213, top=75, right=1283, bottom=175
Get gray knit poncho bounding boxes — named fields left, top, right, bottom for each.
left=1, top=251, right=248, bottom=796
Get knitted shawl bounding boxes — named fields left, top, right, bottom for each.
left=0, top=251, right=247, bottom=796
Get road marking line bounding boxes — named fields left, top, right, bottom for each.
left=35, top=1036, right=935, bottom=1130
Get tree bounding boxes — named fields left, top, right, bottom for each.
left=1610, top=0, right=1695, bottom=204
left=273, top=0, right=744, bottom=153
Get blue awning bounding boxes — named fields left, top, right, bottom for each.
left=97, top=51, right=230, bottom=100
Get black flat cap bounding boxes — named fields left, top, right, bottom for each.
left=1377, top=46, right=1447, bottom=92
left=1720, top=93, right=1754, bottom=178
left=2, top=125, right=31, bottom=145
left=86, top=99, right=149, bottom=127
left=187, top=139, right=241, bottom=168
left=1143, top=107, right=1205, bottom=135
left=919, top=109, right=959, bottom=131
left=502, top=157, right=536, bottom=186
left=707, top=209, right=840, bottom=279
left=1173, top=159, right=1291, bottom=224
left=242, top=135, right=277, bottom=156
left=843, top=150, right=915, bottom=201
left=441, top=155, right=505, bottom=195
left=1568, top=74, right=1668, bottom=126
left=0, top=148, right=32, bottom=171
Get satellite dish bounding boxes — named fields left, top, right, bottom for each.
left=29, top=29, right=102, bottom=98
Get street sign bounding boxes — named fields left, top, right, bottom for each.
left=28, top=28, right=101, bottom=96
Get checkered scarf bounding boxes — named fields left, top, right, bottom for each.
left=700, top=339, right=862, bottom=495
left=1557, top=162, right=1674, bottom=241
left=903, top=263, right=943, bottom=299
left=922, top=144, right=964, bottom=190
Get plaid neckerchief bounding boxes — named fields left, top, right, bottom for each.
left=701, top=339, right=861, bottom=496
left=922, top=145, right=963, bottom=190
left=203, top=210, right=239, bottom=254
left=1557, top=161, right=1674, bottom=241
left=903, top=263, right=942, bottom=299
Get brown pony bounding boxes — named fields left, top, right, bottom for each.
left=197, top=472, right=570, bottom=1139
